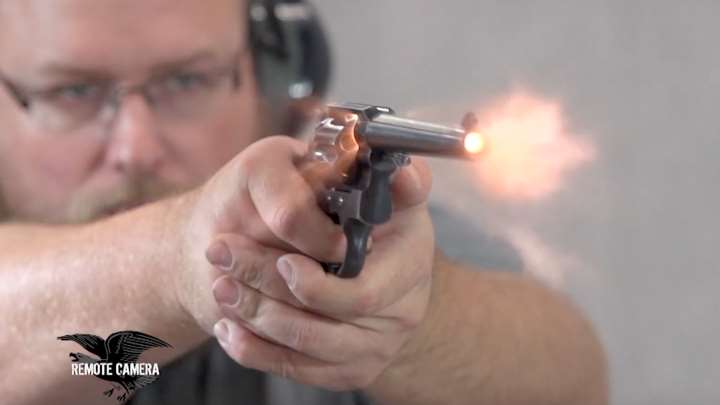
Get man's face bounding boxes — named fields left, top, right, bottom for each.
left=0, top=0, right=262, bottom=223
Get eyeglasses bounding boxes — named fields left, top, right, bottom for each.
left=0, top=53, right=244, bottom=134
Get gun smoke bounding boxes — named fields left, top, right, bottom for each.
left=425, top=88, right=596, bottom=287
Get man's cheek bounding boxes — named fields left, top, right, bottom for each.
left=0, top=141, right=90, bottom=219
left=0, top=171, right=63, bottom=221
left=28, top=154, right=89, bottom=197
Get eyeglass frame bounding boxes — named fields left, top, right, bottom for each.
left=0, top=47, right=247, bottom=133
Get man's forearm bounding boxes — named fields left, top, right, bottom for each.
left=0, top=193, right=207, bottom=405
left=366, top=254, right=608, bottom=405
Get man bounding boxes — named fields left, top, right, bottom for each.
left=0, top=0, right=607, bottom=404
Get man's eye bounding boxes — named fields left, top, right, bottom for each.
left=163, top=73, right=212, bottom=92
left=50, top=84, right=103, bottom=101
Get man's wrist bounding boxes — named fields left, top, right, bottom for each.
left=169, top=187, right=225, bottom=340
left=116, top=192, right=212, bottom=348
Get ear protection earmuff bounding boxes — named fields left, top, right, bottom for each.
left=248, top=0, right=332, bottom=135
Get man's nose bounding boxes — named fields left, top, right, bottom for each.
left=104, top=93, right=167, bottom=175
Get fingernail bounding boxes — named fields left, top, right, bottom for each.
left=277, top=257, right=296, bottom=290
left=213, top=277, right=240, bottom=305
left=214, top=319, right=231, bottom=345
left=206, top=240, right=233, bottom=271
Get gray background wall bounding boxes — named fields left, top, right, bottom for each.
left=316, top=1, right=720, bottom=404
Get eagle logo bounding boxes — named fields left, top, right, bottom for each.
left=58, top=330, right=172, bottom=402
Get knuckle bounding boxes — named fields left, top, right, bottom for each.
left=269, top=203, right=302, bottom=241
left=243, top=136, right=278, bottom=161
left=398, top=308, right=426, bottom=331
left=285, top=320, right=316, bottom=351
left=236, top=288, right=261, bottom=319
left=275, top=353, right=297, bottom=380
left=236, top=150, right=258, bottom=176
left=238, top=260, right=264, bottom=290
left=259, top=135, right=291, bottom=152
left=352, top=289, right=382, bottom=316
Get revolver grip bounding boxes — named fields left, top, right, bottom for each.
left=360, top=157, right=396, bottom=223
left=323, top=218, right=372, bottom=278
left=322, top=152, right=404, bottom=278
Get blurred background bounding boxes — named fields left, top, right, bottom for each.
left=315, top=1, right=719, bottom=404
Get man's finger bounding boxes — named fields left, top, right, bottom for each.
left=243, top=136, right=346, bottom=262
left=206, top=233, right=303, bottom=308
left=390, top=157, right=432, bottom=211
left=275, top=213, right=433, bottom=319
left=212, top=276, right=381, bottom=364
left=213, top=319, right=379, bottom=391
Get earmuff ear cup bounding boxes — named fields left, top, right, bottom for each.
left=249, top=0, right=332, bottom=135
left=297, top=8, right=331, bottom=99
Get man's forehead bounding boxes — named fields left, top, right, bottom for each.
left=0, top=0, right=246, bottom=79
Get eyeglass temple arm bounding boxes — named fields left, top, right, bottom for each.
left=0, top=76, right=30, bottom=109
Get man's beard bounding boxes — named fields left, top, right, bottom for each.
left=62, top=176, right=186, bottom=224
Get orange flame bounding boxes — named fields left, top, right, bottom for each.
left=464, top=132, right=486, bottom=154
left=471, top=90, right=594, bottom=201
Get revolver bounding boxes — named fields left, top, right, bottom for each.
left=310, top=103, right=485, bottom=278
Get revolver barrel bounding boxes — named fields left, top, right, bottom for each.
left=324, top=102, right=484, bottom=158
left=357, top=113, right=470, bottom=157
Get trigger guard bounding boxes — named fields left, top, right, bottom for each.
left=324, top=218, right=371, bottom=278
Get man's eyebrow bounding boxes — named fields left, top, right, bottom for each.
left=148, top=51, right=221, bottom=75
left=35, top=64, right=112, bottom=82
left=36, top=50, right=220, bottom=80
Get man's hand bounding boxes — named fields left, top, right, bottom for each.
left=177, top=135, right=435, bottom=390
